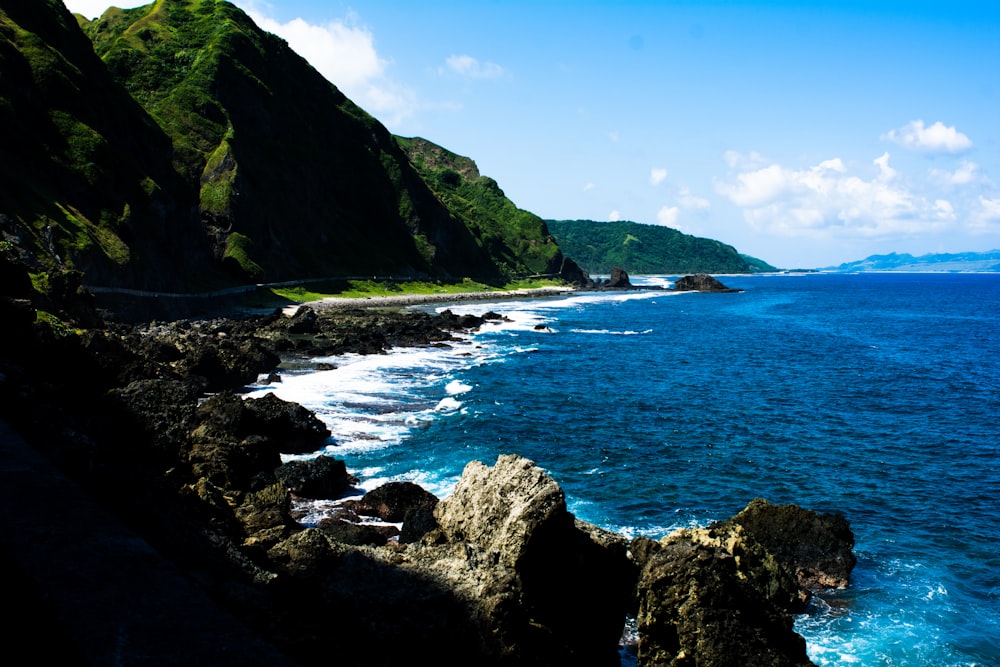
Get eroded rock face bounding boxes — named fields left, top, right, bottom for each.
left=717, top=498, right=856, bottom=590
left=429, top=454, right=634, bottom=666
left=631, top=534, right=815, bottom=667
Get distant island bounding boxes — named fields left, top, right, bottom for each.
left=825, top=250, right=1000, bottom=273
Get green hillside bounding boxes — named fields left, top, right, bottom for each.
left=397, top=137, right=563, bottom=279
left=0, top=0, right=219, bottom=290
left=0, top=0, right=564, bottom=294
left=546, top=219, right=775, bottom=274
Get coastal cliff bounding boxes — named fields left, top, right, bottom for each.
left=0, top=254, right=853, bottom=666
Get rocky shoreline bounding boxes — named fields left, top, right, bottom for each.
left=0, top=259, right=852, bottom=666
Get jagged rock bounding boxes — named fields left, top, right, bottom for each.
left=234, top=482, right=298, bottom=541
left=664, top=523, right=809, bottom=613
left=559, top=256, right=593, bottom=288
left=429, top=454, right=633, bottom=666
left=717, top=498, right=856, bottom=590
left=274, top=456, right=357, bottom=499
left=242, top=392, right=331, bottom=454
left=631, top=535, right=815, bottom=667
left=606, top=267, right=632, bottom=288
left=354, top=481, right=439, bottom=523
left=673, top=273, right=740, bottom=292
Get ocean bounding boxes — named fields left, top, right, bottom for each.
left=247, top=272, right=1000, bottom=666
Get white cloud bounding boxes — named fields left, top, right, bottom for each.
left=63, top=0, right=148, bottom=19
left=970, top=196, right=1000, bottom=232
left=883, top=120, right=973, bottom=154
left=650, top=168, right=668, bottom=186
left=608, top=130, right=620, bottom=143
left=932, top=160, right=981, bottom=186
left=716, top=154, right=960, bottom=241
left=442, top=55, right=505, bottom=79
left=657, top=206, right=679, bottom=227
left=608, top=210, right=621, bottom=221
left=583, top=182, right=596, bottom=192
left=244, top=6, right=418, bottom=127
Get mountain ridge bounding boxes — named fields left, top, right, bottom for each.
left=825, top=250, right=1000, bottom=273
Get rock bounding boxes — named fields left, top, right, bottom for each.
left=109, top=378, right=203, bottom=458
left=716, top=498, right=856, bottom=590
left=274, top=456, right=357, bottom=499
left=606, top=267, right=632, bottom=288
left=317, top=519, right=391, bottom=547
left=284, top=306, right=318, bottom=333
left=242, top=392, right=331, bottom=454
left=664, top=523, right=809, bottom=613
left=631, top=535, right=815, bottom=667
left=559, top=257, right=593, bottom=288
left=400, top=503, right=438, bottom=544
left=354, top=481, right=438, bottom=523
left=673, top=273, right=740, bottom=292
left=431, top=454, right=633, bottom=666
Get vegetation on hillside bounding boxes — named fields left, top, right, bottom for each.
left=546, top=219, right=776, bottom=274
left=397, top=137, right=563, bottom=280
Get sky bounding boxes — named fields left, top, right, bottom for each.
left=65, top=1, right=1000, bottom=268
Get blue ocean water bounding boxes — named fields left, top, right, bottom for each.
left=249, top=273, right=1000, bottom=666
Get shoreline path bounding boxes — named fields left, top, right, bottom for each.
left=294, top=286, right=576, bottom=314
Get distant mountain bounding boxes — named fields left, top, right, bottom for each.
left=545, top=219, right=776, bottom=275
left=827, top=251, right=1000, bottom=273
left=0, top=0, right=560, bottom=292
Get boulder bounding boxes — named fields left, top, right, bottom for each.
left=242, top=392, right=331, bottom=454
left=716, top=498, right=856, bottom=590
left=606, top=267, right=632, bottom=288
left=673, top=273, right=740, bottom=292
left=353, top=481, right=438, bottom=523
left=274, top=456, right=357, bottom=499
left=430, top=454, right=633, bottom=666
left=630, top=535, right=815, bottom=667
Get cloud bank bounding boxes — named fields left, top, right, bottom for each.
left=715, top=152, right=960, bottom=240
left=883, top=120, right=973, bottom=154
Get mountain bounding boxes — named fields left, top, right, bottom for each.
left=827, top=250, right=1000, bottom=273
left=0, top=0, right=218, bottom=290
left=545, top=219, right=776, bottom=275
left=398, top=137, right=562, bottom=278
left=0, top=0, right=557, bottom=293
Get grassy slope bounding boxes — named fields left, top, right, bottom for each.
left=85, top=0, right=502, bottom=284
left=397, top=137, right=564, bottom=281
left=0, top=0, right=218, bottom=289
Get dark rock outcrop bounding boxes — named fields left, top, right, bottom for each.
left=631, top=535, right=815, bottom=667
left=717, top=498, right=856, bottom=590
left=353, top=481, right=439, bottom=523
left=426, top=454, right=635, bottom=666
left=275, top=456, right=357, bottom=499
left=606, top=267, right=632, bottom=288
left=673, top=273, right=741, bottom=292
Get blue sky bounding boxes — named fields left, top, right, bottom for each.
left=66, top=1, right=1000, bottom=268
